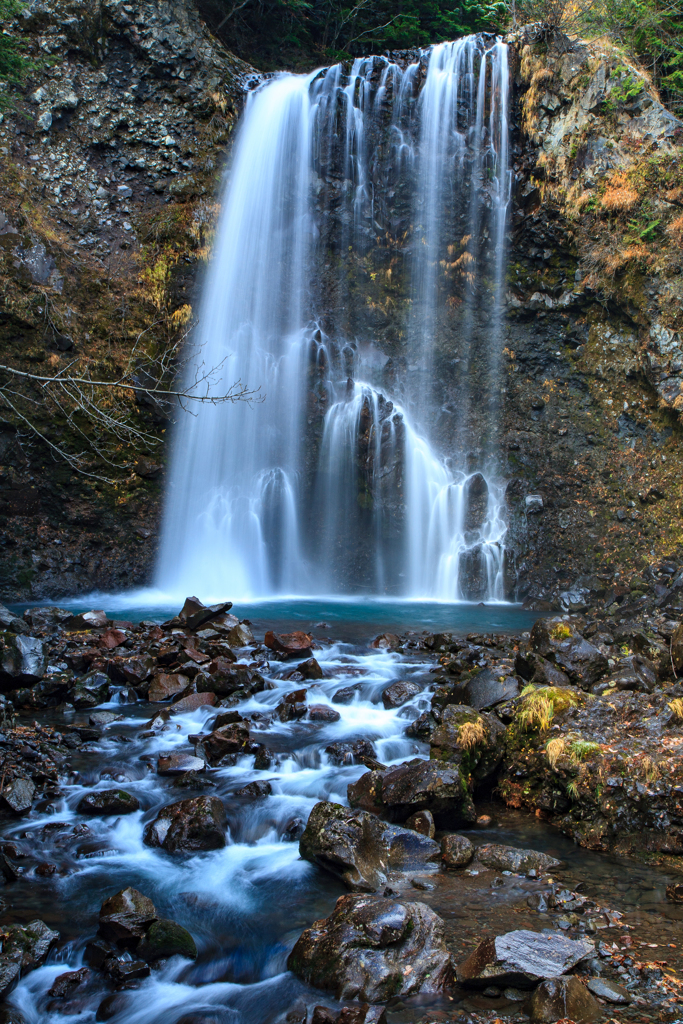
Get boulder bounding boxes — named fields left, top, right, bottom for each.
left=65, top=610, right=109, bottom=631
left=115, top=654, right=156, bottom=685
left=450, top=669, right=520, bottom=710
left=0, top=919, right=59, bottom=995
left=325, top=740, right=376, bottom=766
left=224, top=621, right=254, bottom=647
left=2, top=777, right=35, bottom=814
left=23, top=606, right=70, bottom=632
left=348, top=759, right=475, bottom=827
left=158, top=753, right=206, bottom=775
left=99, top=888, right=157, bottom=945
left=300, top=801, right=440, bottom=891
left=171, top=692, right=216, bottom=714
left=264, top=630, right=313, bottom=657
left=0, top=634, right=46, bottom=688
left=371, top=634, right=401, bottom=650
left=474, top=844, right=561, bottom=875
left=529, top=976, right=600, bottom=1022
left=586, top=976, right=631, bottom=1004
left=202, top=722, right=252, bottom=765
left=441, top=833, right=474, bottom=868
left=430, top=705, right=505, bottom=781
left=148, top=672, right=189, bottom=702
left=234, top=780, right=272, bottom=799
left=332, top=685, right=360, bottom=704
left=89, top=711, right=123, bottom=726
left=381, top=680, right=421, bottom=708
left=136, top=919, right=197, bottom=962
left=299, top=657, right=324, bottom=679
left=48, top=967, right=90, bottom=998
left=276, top=701, right=307, bottom=722
left=288, top=894, right=452, bottom=1002
left=405, top=809, right=435, bottom=838
left=457, top=930, right=594, bottom=988
left=308, top=705, right=341, bottom=722
left=530, top=618, right=608, bottom=690
left=0, top=605, right=29, bottom=635
left=70, top=671, right=112, bottom=708
left=515, top=651, right=571, bottom=689
left=143, top=796, right=227, bottom=853
left=600, top=653, right=657, bottom=694
left=197, top=664, right=262, bottom=698
left=77, top=789, right=140, bottom=815
left=179, top=597, right=233, bottom=631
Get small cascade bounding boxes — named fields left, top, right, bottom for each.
left=157, top=36, right=512, bottom=602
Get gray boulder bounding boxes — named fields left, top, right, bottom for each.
left=530, top=618, right=608, bottom=690
left=2, top=777, right=35, bottom=814
left=348, top=758, right=475, bottom=827
left=0, top=634, right=46, bottom=688
left=441, top=833, right=474, bottom=868
left=143, top=796, right=227, bottom=853
left=474, top=844, right=561, bottom=875
left=0, top=919, right=59, bottom=995
left=457, top=929, right=594, bottom=988
left=450, top=669, right=520, bottom=710
left=287, top=894, right=452, bottom=1002
left=300, top=801, right=440, bottom=891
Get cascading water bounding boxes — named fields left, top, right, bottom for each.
left=157, top=37, right=512, bottom=602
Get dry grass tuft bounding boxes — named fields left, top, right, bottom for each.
left=601, top=184, right=640, bottom=213
left=668, top=697, right=683, bottom=722
left=666, top=214, right=683, bottom=246
left=457, top=719, right=487, bottom=750
left=545, top=736, right=566, bottom=768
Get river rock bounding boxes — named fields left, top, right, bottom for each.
left=2, top=777, right=35, bottom=814
left=89, top=711, right=123, bottom=726
left=0, top=634, right=46, bottom=688
left=71, top=671, right=112, bottom=708
left=515, top=651, right=571, bottom=688
left=158, top=753, right=206, bottom=775
left=136, top=918, right=197, bottom=962
left=602, top=653, right=657, bottom=693
left=171, top=692, right=216, bottom=714
left=115, top=654, right=156, bottom=685
left=308, top=704, right=341, bottom=722
left=48, top=967, right=90, bottom=998
left=457, top=929, right=594, bottom=988
left=325, top=740, right=376, bottom=765
left=348, top=758, right=475, bottom=827
left=475, top=844, right=561, bottom=874
left=197, top=664, right=262, bottom=698
left=430, top=705, right=506, bottom=780
left=0, top=605, right=28, bottom=635
left=99, top=887, right=157, bottom=945
left=405, top=809, right=435, bottom=837
left=441, top=833, right=474, bottom=868
left=529, top=975, right=600, bottom=1022
left=23, top=606, right=70, bottom=632
left=265, top=630, right=313, bottom=657
left=332, top=685, right=360, bottom=704
left=586, top=976, right=631, bottom=1003
left=65, top=610, right=108, bottom=630
left=225, top=621, right=254, bottom=647
left=143, top=795, right=227, bottom=852
left=450, top=670, right=520, bottom=710
left=234, top=780, right=272, bottom=799
left=77, top=789, right=140, bottom=815
left=299, top=657, right=324, bottom=679
left=300, top=801, right=440, bottom=891
left=287, top=893, right=452, bottom=1002
left=530, top=618, right=608, bottom=690
left=148, top=672, right=190, bottom=702
left=202, top=722, right=252, bottom=765
left=371, top=633, right=400, bottom=650
left=381, top=680, right=421, bottom=708
left=0, top=919, right=59, bottom=995
left=179, top=597, right=233, bottom=631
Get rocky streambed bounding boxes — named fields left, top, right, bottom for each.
left=0, top=591, right=681, bottom=1023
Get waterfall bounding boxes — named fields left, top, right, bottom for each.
left=157, top=36, right=512, bottom=602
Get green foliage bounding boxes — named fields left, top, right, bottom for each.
left=0, top=0, right=28, bottom=86
left=197, top=0, right=506, bottom=70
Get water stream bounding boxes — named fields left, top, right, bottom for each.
left=4, top=604, right=682, bottom=1023
left=158, top=37, right=512, bottom=603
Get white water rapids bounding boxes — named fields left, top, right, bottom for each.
left=157, top=37, right=512, bottom=604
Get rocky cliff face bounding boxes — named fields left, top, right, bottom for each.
left=1, top=12, right=682, bottom=603
left=503, top=26, right=683, bottom=609
left=0, top=0, right=253, bottom=599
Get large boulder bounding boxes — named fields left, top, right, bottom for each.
left=381, top=680, right=421, bottom=708
left=450, top=669, right=520, bottom=710
left=529, top=976, right=601, bottom=1023
left=70, top=671, right=111, bottom=708
left=136, top=919, right=197, bottom=962
left=530, top=618, right=608, bottom=690
left=287, top=894, right=452, bottom=1003
left=474, top=843, right=561, bottom=875
left=0, top=634, right=46, bottom=688
left=196, top=664, right=263, bottom=698
left=348, top=759, right=475, bottom=827
left=264, top=630, right=313, bottom=657
left=430, top=705, right=505, bottom=782
left=0, top=919, right=59, bottom=996
left=457, top=929, right=594, bottom=989
left=148, top=672, right=189, bottom=702
left=99, top=888, right=157, bottom=945
left=300, top=801, right=440, bottom=891
left=143, top=796, right=227, bottom=853
left=1, top=777, right=35, bottom=814
left=77, top=789, right=140, bottom=816
left=200, top=722, right=252, bottom=765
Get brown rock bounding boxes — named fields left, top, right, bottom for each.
left=308, top=705, right=341, bottom=722
left=203, top=723, right=251, bottom=765
left=299, top=657, right=324, bottom=679
left=371, top=633, right=401, bottom=650
left=99, top=628, right=127, bottom=651
left=529, top=975, right=600, bottom=1022
left=148, top=673, right=189, bottom=702
left=157, top=753, right=206, bottom=775
left=441, top=833, right=474, bottom=868
left=405, top=809, right=435, bottom=838
left=381, top=680, right=421, bottom=708
left=99, top=887, right=157, bottom=945
left=143, top=796, right=227, bottom=852
left=171, top=692, right=216, bottom=714
left=264, top=630, right=313, bottom=656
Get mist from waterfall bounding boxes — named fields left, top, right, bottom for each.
left=157, top=37, right=512, bottom=602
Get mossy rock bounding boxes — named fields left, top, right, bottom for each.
left=136, top=918, right=197, bottom=962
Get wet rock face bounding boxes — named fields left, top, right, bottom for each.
left=529, top=975, right=601, bottom=1023
left=529, top=618, right=608, bottom=690
left=457, top=929, right=594, bottom=989
left=0, top=919, right=59, bottom=996
left=143, top=795, right=227, bottom=852
left=430, top=705, right=506, bottom=782
left=474, top=843, right=560, bottom=875
left=99, top=887, right=157, bottom=945
left=299, top=800, right=440, bottom=892
left=0, top=634, right=46, bottom=688
left=287, top=893, right=453, bottom=1003
left=348, top=758, right=475, bottom=828
left=77, top=788, right=140, bottom=815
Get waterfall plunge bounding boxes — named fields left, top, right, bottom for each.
left=157, top=38, right=512, bottom=602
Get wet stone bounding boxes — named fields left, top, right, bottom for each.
left=381, top=680, right=421, bottom=708
left=405, top=809, right=435, bottom=837
left=308, top=704, right=341, bottom=722
left=457, top=929, right=595, bottom=988
left=143, top=796, right=227, bottom=853
left=586, top=976, right=631, bottom=1003
left=157, top=752, right=205, bottom=775
left=234, top=780, right=272, bottom=799
left=99, top=887, right=157, bottom=945
left=332, top=685, right=360, bottom=704
left=441, top=832, right=474, bottom=868
left=529, top=975, right=600, bottom=1022
left=77, top=789, right=140, bottom=815
left=325, top=740, right=376, bottom=765
left=48, top=967, right=90, bottom=998
left=89, top=711, right=124, bottom=726
left=2, top=777, right=35, bottom=814
left=475, top=843, right=561, bottom=875
left=148, top=672, right=190, bottom=702
left=136, top=918, right=197, bottom=962
left=171, top=692, right=216, bottom=714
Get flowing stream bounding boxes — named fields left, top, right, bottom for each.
left=158, top=37, right=511, bottom=604
left=3, top=604, right=682, bottom=1024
